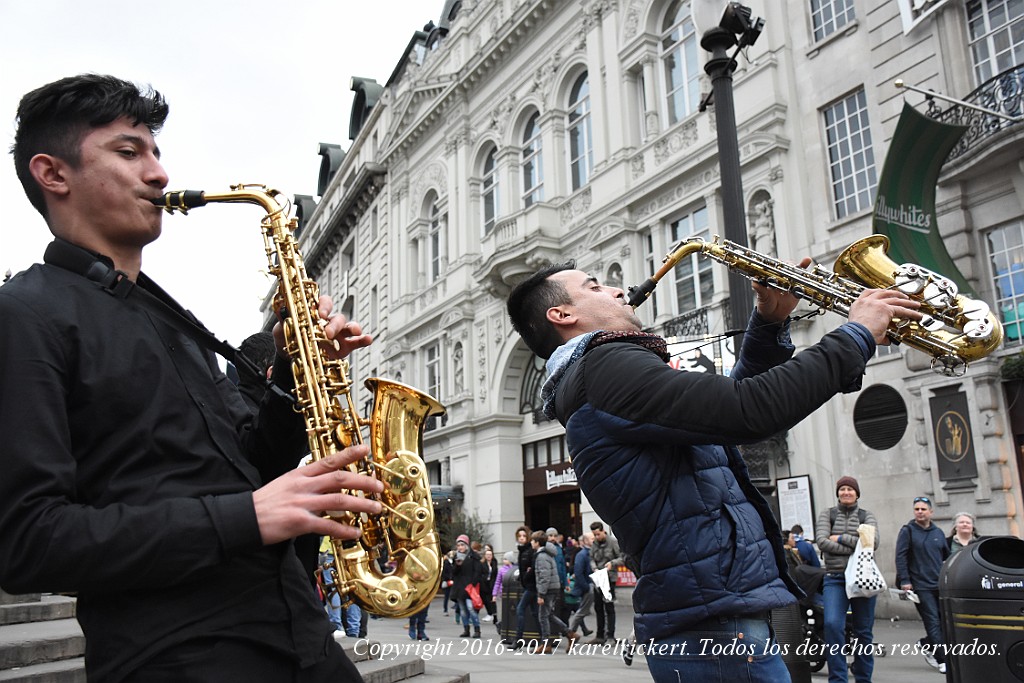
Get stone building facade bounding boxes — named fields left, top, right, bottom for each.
left=286, top=0, right=1024, bottom=574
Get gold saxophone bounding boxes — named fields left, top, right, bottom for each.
left=154, top=184, right=445, bottom=617
left=627, top=234, right=1004, bottom=376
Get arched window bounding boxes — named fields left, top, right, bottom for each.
left=568, top=73, right=593, bottom=191
left=522, top=111, right=544, bottom=207
left=482, top=147, right=500, bottom=234
left=661, top=0, right=701, bottom=125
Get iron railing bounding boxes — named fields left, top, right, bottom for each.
left=929, top=64, right=1024, bottom=161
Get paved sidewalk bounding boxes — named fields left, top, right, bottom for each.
left=346, top=590, right=949, bottom=682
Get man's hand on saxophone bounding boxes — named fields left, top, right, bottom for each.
left=271, top=294, right=374, bottom=360
left=848, top=288, right=923, bottom=344
left=319, top=295, right=374, bottom=357
left=253, top=445, right=384, bottom=545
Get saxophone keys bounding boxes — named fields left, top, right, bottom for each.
left=390, top=501, right=433, bottom=540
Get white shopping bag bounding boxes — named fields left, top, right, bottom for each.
left=845, top=524, right=887, bottom=599
left=590, top=567, right=613, bottom=601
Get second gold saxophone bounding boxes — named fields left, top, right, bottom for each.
left=154, top=184, right=445, bottom=618
left=628, top=234, right=1004, bottom=376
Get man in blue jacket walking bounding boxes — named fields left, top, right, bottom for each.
left=895, top=496, right=950, bottom=674
left=507, top=260, right=920, bottom=682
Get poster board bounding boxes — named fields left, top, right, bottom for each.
left=777, top=474, right=814, bottom=534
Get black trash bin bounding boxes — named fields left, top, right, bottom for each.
left=771, top=602, right=812, bottom=683
left=938, top=536, right=1024, bottom=682
left=498, top=572, right=540, bottom=642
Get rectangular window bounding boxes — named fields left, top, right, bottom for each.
left=811, top=0, right=856, bottom=41
left=823, top=89, right=877, bottom=220
left=426, top=344, right=441, bottom=399
left=670, top=208, right=712, bottom=312
left=988, top=220, right=1024, bottom=345
left=521, top=435, right=567, bottom=470
left=424, top=343, right=442, bottom=431
left=369, top=286, right=378, bottom=334
left=662, top=11, right=701, bottom=124
left=568, top=74, right=593, bottom=191
left=967, top=0, right=1024, bottom=84
left=643, top=231, right=659, bottom=319
left=522, top=113, right=544, bottom=207
left=429, top=212, right=441, bottom=282
left=637, top=69, right=648, bottom=142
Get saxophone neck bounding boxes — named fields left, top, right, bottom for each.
left=628, top=237, right=711, bottom=308
left=153, top=184, right=288, bottom=218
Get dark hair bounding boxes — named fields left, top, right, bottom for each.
left=11, top=74, right=170, bottom=219
left=506, top=260, right=576, bottom=359
left=791, top=524, right=804, bottom=535
left=590, top=521, right=604, bottom=532
left=237, top=332, right=276, bottom=387
left=530, top=530, right=547, bottom=544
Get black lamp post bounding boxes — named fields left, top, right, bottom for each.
left=692, top=0, right=764, bottom=337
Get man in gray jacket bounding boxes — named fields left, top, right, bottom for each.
left=532, top=531, right=577, bottom=653
left=589, top=521, right=623, bottom=644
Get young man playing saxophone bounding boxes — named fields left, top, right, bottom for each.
left=506, top=261, right=920, bottom=682
left=0, top=74, right=378, bottom=682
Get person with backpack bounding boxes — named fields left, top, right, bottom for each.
left=815, top=476, right=880, bottom=683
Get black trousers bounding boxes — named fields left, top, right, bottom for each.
left=593, top=584, right=616, bottom=639
left=120, top=636, right=362, bottom=683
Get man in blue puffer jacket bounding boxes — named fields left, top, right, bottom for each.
left=506, top=260, right=920, bottom=682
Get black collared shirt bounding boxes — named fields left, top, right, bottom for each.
left=0, top=244, right=333, bottom=681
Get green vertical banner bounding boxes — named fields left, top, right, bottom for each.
left=872, top=102, right=972, bottom=295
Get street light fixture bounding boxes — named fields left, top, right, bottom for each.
left=691, top=0, right=764, bottom=337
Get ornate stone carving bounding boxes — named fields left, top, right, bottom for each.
left=489, top=93, right=517, bottom=131
left=559, top=187, right=593, bottom=225
left=645, top=110, right=660, bottom=137
left=453, top=342, right=465, bottom=394
left=633, top=169, right=719, bottom=220
left=623, top=0, right=644, bottom=39
left=748, top=196, right=776, bottom=257
left=530, top=50, right=562, bottom=107
left=630, top=153, right=646, bottom=179
left=653, top=121, right=698, bottom=165
left=408, top=162, right=448, bottom=220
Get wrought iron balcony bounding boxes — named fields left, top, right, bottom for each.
left=661, top=307, right=710, bottom=339
left=660, top=301, right=732, bottom=340
left=928, top=64, right=1024, bottom=161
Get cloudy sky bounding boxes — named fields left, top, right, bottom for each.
left=1, top=0, right=432, bottom=344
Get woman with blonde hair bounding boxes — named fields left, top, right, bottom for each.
left=947, top=512, right=981, bottom=555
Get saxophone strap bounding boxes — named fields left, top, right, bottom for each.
left=43, top=238, right=265, bottom=382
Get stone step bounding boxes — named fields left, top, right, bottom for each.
left=0, top=620, right=84, bottom=670
left=0, top=625, right=466, bottom=683
left=0, top=595, right=39, bottom=609
left=356, top=654, right=425, bottom=683
left=0, top=657, right=84, bottom=683
left=0, top=656, right=461, bottom=683
left=415, top=665, right=471, bottom=683
left=0, top=598, right=76, bottom=627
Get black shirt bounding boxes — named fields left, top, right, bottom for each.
left=0, top=243, right=333, bottom=681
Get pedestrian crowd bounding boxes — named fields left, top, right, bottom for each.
left=774, top=475, right=985, bottom=681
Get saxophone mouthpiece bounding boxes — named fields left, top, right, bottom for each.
left=152, top=190, right=208, bottom=214
left=627, top=279, right=657, bottom=308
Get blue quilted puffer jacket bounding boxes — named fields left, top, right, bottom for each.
left=548, top=314, right=872, bottom=642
